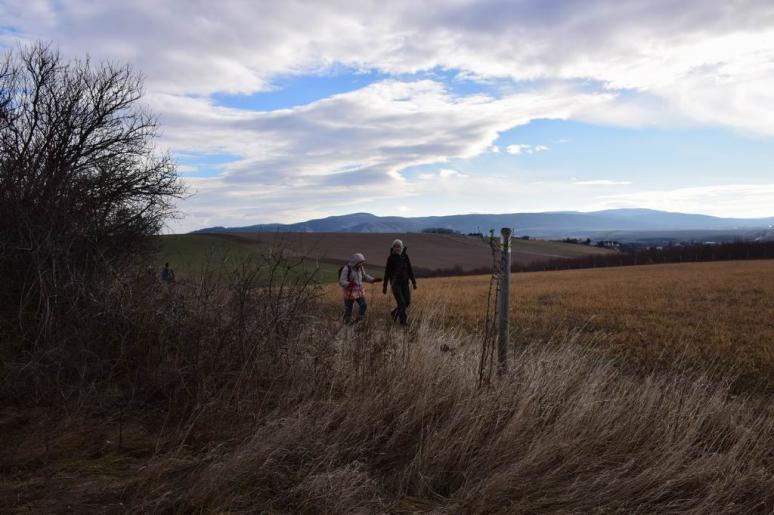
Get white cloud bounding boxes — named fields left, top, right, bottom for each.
left=438, top=168, right=466, bottom=178
left=506, top=144, right=528, bottom=155
left=4, top=0, right=774, bottom=229
left=175, top=164, right=199, bottom=175
left=152, top=80, right=608, bottom=231
left=506, top=144, right=550, bottom=155
left=594, top=184, right=774, bottom=218
left=4, top=0, right=774, bottom=134
left=574, top=180, right=632, bottom=186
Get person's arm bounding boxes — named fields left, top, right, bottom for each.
left=407, top=255, right=417, bottom=288
left=363, top=268, right=378, bottom=283
left=383, top=257, right=392, bottom=292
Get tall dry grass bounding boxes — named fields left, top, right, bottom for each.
left=131, top=307, right=774, bottom=513
left=344, top=260, right=774, bottom=394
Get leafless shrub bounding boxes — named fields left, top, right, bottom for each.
left=0, top=42, right=183, bottom=345
left=1, top=247, right=332, bottom=437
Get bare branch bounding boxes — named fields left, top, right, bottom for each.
left=0, top=42, right=185, bottom=331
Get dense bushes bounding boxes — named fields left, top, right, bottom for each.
left=1, top=252, right=328, bottom=419
left=0, top=43, right=182, bottom=345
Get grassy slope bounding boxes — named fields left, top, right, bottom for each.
left=508, top=237, right=612, bottom=258
left=156, top=233, right=341, bottom=282
left=156, top=234, right=252, bottom=272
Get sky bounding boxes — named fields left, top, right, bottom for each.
left=2, top=0, right=774, bottom=232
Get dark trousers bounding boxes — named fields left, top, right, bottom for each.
left=391, top=282, right=411, bottom=325
left=344, top=296, right=367, bottom=322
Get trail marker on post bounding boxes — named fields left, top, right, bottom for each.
left=498, top=227, right=512, bottom=375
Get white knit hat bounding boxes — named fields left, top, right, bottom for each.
left=391, top=239, right=404, bottom=252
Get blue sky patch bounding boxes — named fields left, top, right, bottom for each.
left=401, top=119, right=774, bottom=188
left=211, top=67, right=384, bottom=110
left=210, top=66, right=513, bottom=111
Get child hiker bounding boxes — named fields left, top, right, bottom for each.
left=382, top=239, right=417, bottom=326
left=339, top=253, right=381, bottom=324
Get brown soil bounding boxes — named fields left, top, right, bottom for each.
left=207, top=232, right=612, bottom=272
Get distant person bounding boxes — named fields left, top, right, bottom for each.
left=145, top=265, right=157, bottom=286
left=339, top=253, right=381, bottom=324
left=160, top=262, right=176, bottom=284
left=382, top=239, right=417, bottom=326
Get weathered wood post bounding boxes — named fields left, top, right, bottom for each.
left=498, top=227, right=512, bottom=375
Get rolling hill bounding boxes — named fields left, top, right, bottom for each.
left=194, top=209, right=774, bottom=240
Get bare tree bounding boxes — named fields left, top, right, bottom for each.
left=0, top=42, right=183, bottom=334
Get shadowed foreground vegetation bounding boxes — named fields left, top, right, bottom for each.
left=3, top=258, right=774, bottom=512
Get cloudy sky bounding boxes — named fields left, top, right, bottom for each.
left=2, top=0, right=774, bottom=232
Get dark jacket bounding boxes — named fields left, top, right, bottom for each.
left=384, top=247, right=416, bottom=287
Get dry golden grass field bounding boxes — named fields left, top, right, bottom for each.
left=328, top=259, right=774, bottom=392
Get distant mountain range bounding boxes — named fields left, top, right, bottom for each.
left=194, top=209, right=774, bottom=241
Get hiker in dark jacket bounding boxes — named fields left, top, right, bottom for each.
left=382, top=239, right=417, bottom=326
